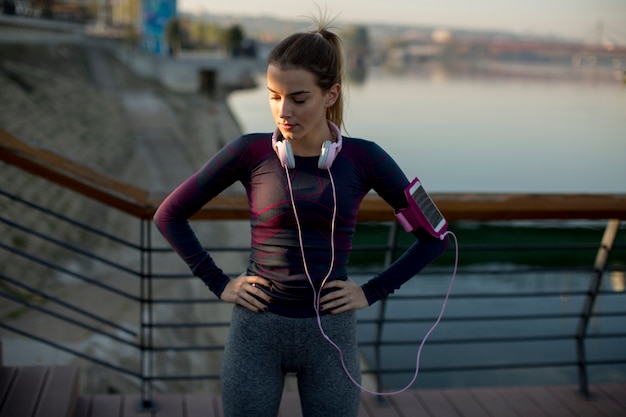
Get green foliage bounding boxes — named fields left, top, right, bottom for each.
left=165, top=17, right=183, bottom=54
left=341, top=25, right=370, bottom=55
left=223, top=24, right=244, bottom=52
left=188, top=20, right=224, bottom=48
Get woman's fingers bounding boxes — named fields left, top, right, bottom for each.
left=221, top=275, right=272, bottom=312
left=320, top=279, right=368, bottom=314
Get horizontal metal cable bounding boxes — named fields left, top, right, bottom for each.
left=0, top=273, right=137, bottom=336
left=0, top=241, right=139, bottom=301
left=0, top=290, right=139, bottom=347
left=0, top=323, right=142, bottom=379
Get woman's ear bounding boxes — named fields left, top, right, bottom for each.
left=325, top=83, right=341, bottom=108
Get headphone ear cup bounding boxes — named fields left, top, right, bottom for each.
left=318, top=141, right=331, bottom=170
left=318, top=140, right=340, bottom=170
left=275, top=140, right=296, bottom=169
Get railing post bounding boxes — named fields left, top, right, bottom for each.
left=373, top=222, right=400, bottom=399
left=137, top=218, right=158, bottom=412
left=575, top=219, right=620, bottom=398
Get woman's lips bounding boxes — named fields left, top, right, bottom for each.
left=281, top=123, right=296, bottom=131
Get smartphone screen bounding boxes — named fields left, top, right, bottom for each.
left=411, top=183, right=446, bottom=232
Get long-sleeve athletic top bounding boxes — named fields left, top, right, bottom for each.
left=154, top=132, right=448, bottom=318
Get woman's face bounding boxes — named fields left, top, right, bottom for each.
left=267, top=64, right=339, bottom=150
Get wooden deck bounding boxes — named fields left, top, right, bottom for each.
left=1, top=364, right=624, bottom=416
left=0, top=365, right=79, bottom=417
left=73, top=383, right=626, bottom=417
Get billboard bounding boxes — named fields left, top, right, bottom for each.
left=142, top=0, right=177, bottom=54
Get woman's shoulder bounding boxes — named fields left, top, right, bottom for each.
left=242, top=132, right=273, bottom=139
left=224, top=132, right=273, bottom=153
left=235, top=132, right=273, bottom=144
left=342, top=136, right=388, bottom=157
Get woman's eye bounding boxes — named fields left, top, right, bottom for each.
left=293, top=98, right=306, bottom=104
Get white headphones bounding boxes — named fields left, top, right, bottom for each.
left=272, top=121, right=343, bottom=170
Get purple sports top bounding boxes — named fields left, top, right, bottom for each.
left=154, top=132, right=448, bottom=317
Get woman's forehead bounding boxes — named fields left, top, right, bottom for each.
left=266, top=65, right=319, bottom=93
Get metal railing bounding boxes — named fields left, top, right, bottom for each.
left=1, top=130, right=625, bottom=407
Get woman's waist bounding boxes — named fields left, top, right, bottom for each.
left=248, top=266, right=348, bottom=317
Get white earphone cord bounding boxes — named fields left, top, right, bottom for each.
left=284, top=165, right=459, bottom=396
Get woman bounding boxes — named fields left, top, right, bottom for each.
left=154, top=19, right=448, bottom=417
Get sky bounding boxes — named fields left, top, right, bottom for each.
left=179, top=0, right=626, bottom=42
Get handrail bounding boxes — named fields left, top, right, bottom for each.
left=1, top=129, right=624, bottom=404
left=576, top=218, right=621, bottom=398
left=2, top=128, right=626, bottom=221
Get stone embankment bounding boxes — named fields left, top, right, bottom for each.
left=0, top=20, right=257, bottom=394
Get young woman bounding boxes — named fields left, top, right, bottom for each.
left=154, top=19, right=448, bottom=417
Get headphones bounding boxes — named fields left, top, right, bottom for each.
left=272, top=121, right=343, bottom=170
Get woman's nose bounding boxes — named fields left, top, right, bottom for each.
left=278, top=100, right=292, bottom=118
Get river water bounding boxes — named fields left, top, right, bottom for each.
left=229, top=61, right=626, bottom=194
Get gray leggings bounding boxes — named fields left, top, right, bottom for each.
left=221, top=305, right=361, bottom=417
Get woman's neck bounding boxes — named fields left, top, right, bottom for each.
left=290, top=125, right=334, bottom=156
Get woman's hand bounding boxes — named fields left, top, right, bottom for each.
left=220, top=273, right=273, bottom=313
left=320, top=279, right=369, bottom=314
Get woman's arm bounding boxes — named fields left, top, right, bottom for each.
left=153, top=135, right=254, bottom=299
left=153, top=169, right=232, bottom=298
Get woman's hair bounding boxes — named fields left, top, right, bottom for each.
left=267, top=18, right=345, bottom=129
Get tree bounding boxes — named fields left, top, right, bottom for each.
left=224, top=24, right=244, bottom=56
left=188, top=20, right=222, bottom=49
left=342, top=25, right=370, bottom=56
left=342, top=25, right=371, bottom=83
left=165, top=17, right=183, bottom=56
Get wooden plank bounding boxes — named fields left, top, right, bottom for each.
left=441, top=388, right=488, bottom=417
left=387, top=390, right=433, bottom=417
left=0, top=367, right=17, bottom=407
left=360, top=394, right=400, bottom=417
left=152, top=394, right=184, bottom=417
left=466, top=387, right=520, bottom=417
left=184, top=393, right=219, bottom=417
left=72, top=396, right=91, bottom=417
left=34, top=384, right=626, bottom=417
left=414, top=389, right=462, bottom=417
left=544, top=386, right=595, bottom=417
left=0, top=366, right=47, bottom=417
left=522, top=385, right=575, bottom=417
left=121, top=393, right=158, bottom=417
left=90, top=394, right=122, bottom=417
left=33, top=366, right=79, bottom=417
left=493, top=386, right=550, bottom=417
left=586, top=386, right=626, bottom=417
left=594, top=384, right=626, bottom=412
left=357, top=401, right=372, bottom=417
left=548, top=385, right=624, bottom=417
left=120, top=394, right=140, bottom=417
left=213, top=395, right=224, bottom=417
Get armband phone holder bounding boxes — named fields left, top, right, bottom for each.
left=395, top=177, right=448, bottom=239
